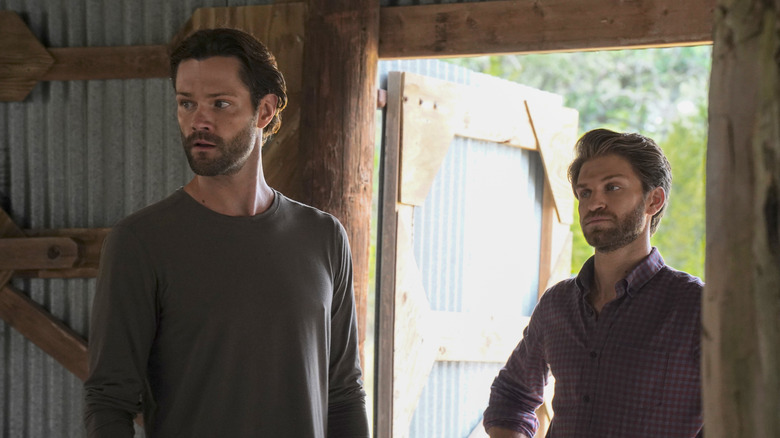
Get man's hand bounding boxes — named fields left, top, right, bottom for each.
left=486, top=426, right=530, bottom=438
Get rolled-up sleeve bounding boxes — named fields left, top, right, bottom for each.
left=484, top=304, right=549, bottom=436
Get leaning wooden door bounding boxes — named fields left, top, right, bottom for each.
left=375, top=70, right=577, bottom=438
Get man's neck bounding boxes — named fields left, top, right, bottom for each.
left=183, top=143, right=275, bottom=217
left=589, top=235, right=652, bottom=312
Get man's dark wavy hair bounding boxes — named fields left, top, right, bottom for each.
left=567, top=128, right=672, bottom=235
left=169, top=28, right=288, bottom=141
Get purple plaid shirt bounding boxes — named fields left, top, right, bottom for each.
left=484, top=248, right=703, bottom=437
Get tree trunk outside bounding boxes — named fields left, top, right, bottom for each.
left=704, top=0, right=780, bottom=436
left=300, top=0, right=379, bottom=369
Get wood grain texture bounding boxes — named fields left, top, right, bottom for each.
left=703, top=0, right=780, bottom=436
left=380, top=0, right=715, bottom=59
left=0, top=237, right=79, bottom=270
left=42, top=46, right=169, bottom=81
left=0, top=11, right=54, bottom=101
left=300, top=0, right=380, bottom=370
left=375, top=71, right=404, bottom=438
left=0, top=209, right=89, bottom=382
left=398, top=73, right=459, bottom=206
left=392, top=208, right=437, bottom=437
left=0, top=285, right=89, bottom=381
left=433, top=312, right=529, bottom=363
left=527, top=101, right=578, bottom=225
left=14, top=228, right=109, bottom=278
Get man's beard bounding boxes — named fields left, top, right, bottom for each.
left=182, top=120, right=257, bottom=176
left=582, top=197, right=647, bottom=253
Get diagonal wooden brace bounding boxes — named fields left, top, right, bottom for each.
left=0, top=284, right=88, bottom=380
left=0, top=208, right=90, bottom=381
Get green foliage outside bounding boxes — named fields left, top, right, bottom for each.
left=446, top=47, right=710, bottom=279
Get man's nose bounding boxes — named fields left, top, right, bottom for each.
left=191, top=107, right=213, bottom=132
left=586, top=192, right=606, bottom=211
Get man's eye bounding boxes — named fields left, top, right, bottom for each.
left=215, top=100, right=231, bottom=109
left=579, top=190, right=591, bottom=199
left=179, top=101, right=193, bottom=110
left=607, top=184, right=620, bottom=191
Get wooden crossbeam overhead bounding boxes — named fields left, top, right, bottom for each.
left=380, top=0, right=716, bottom=59
left=0, top=0, right=716, bottom=100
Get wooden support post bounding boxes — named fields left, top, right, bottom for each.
left=704, top=0, right=780, bottom=436
left=300, top=0, right=379, bottom=368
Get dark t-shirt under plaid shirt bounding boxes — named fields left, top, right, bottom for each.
left=484, top=248, right=703, bottom=438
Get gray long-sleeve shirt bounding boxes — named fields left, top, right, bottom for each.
left=84, top=189, right=369, bottom=437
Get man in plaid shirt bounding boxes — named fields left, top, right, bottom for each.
left=485, top=129, right=704, bottom=438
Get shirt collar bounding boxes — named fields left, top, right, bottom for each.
left=575, top=247, right=666, bottom=298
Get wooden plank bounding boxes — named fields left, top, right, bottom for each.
left=0, top=285, right=88, bottom=381
left=1, top=0, right=717, bottom=98
left=0, top=11, right=54, bottom=101
left=375, top=71, right=404, bottom=438
left=457, top=91, right=537, bottom=151
left=397, top=72, right=540, bottom=206
left=299, top=0, right=379, bottom=370
left=433, top=311, right=529, bottom=363
left=14, top=228, right=109, bottom=278
left=392, top=207, right=438, bottom=438
left=42, top=46, right=169, bottom=81
left=0, top=237, right=79, bottom=270
left=526, top=101, right=578, bottom=224
left=0, top=208, right=26, bottom=288
left=537, top=179, right=555, bottom=299
left=703, top=0, right=780, bottom=436
left=398, top=73, right=459, bottom=206
left=379, top=0, right=716, bottom=59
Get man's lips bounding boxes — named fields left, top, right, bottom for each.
left=584, top=216, right=613, bottom=225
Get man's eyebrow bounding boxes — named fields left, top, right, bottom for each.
left=599, top=173, right=629, bottom=182
left=575, top=174, right=629, bottom=188
left=175, top=91, right=238, bottom=98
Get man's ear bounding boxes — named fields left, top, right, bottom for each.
left=256, top=94, right=279, bottom=129
left=645, top=186, right=666, bottom=216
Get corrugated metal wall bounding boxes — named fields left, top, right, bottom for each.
left=377, top=60, right=554, bottom=437
left=0, top=1, right=274, bottom=436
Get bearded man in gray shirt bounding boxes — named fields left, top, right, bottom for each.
left=83, top=28, right=369, bottom=437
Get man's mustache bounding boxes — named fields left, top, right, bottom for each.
left=185, top=131, right=222, bottom=147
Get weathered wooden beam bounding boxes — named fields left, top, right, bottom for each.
left=42, top=46, right=170, bottom=81
left=433, top=312, right=530, bottom=363
left=2, top=0, right=718, bottom=100
left=14, top=228, right=109, bottom=278
left=0, top=210, right=98, bottom=384
left=0, top=285, right=89, bottom=381
left=379, top=0, right=716, bottom=59
left=0, top=10, right=54, bottom=101
left=300, top=0, right=379, bottom=368
left=0, top=237, right=79, bottom=270
left=376, top=71, right=404, bottom=438
left=703, top=0, right=780, bottom=436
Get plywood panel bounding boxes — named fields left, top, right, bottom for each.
left=527, top=101, right=578, bottom=224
